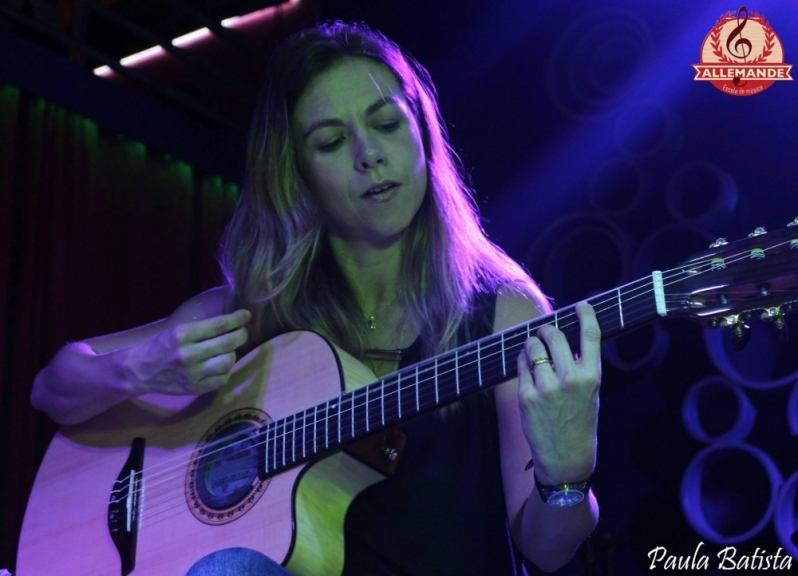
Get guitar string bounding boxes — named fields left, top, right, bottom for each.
left=117, top=278, right=656, bottom=504
left=118, top=239, right=796, bottom=523
left=115, top=238, right=792, bottom=521
left=135, top=289, right=797, bottom=526
left=117, top=288, right=664, bottom=512
left=124, top=237, right=773, bottom=490
left=118, top=239, right=794, bottom=523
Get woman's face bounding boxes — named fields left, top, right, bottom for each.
left=293, top=58, right=428, bottom=248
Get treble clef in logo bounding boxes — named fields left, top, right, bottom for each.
left=726, top=5, right=752, bottom=86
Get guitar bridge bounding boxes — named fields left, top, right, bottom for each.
left=108, top=437, right=145, bottom=575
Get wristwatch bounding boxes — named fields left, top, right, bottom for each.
left=535, top=474, right=592, bottom=507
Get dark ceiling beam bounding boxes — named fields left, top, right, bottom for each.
left=0, top=3, right=248, bottom=138
left=78, top=0, right=259, bottom=100
left=159, top=0, right=271, bottom=62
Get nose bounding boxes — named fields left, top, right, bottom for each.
left=354, top=133, right=386, bottom=171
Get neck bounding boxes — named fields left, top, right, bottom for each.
left=327, top=234, right=403, bottom=313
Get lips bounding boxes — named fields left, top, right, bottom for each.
left=361, top=181, right=400, bottom=198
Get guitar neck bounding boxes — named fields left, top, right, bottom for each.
left=259, top=273, right=666, bottom=477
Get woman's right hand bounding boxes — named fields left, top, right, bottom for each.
left=118, top=309, right=251, bottom=397
left=31, top=287, right=252, bottom=425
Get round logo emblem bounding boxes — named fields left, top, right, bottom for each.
left=693, top=7, right=793, bottom=96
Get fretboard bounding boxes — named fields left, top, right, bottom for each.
left=258, top=273, right=665, bottom=477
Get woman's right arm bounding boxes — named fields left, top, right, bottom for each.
left=31, top=286, right=251, bottom=426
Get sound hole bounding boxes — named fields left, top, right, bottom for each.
left=197, top=423, right=259, bottom=509
left=186, top=408, right=271, bottom=525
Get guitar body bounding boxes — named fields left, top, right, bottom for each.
left=18, top=331, right=384, bottom=576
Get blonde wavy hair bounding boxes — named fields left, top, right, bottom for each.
left=219, top=21, right=538, bottom=359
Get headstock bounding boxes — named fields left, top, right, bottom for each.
left=663, top=218, right=798, bottom=350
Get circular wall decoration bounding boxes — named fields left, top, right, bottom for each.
left=681, top=443, right=781, bottom=545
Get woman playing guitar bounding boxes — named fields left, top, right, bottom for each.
left=30, top=21, right=601, bottom=575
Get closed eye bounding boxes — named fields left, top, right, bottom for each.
left=378, top=120, right=400, bottom=132
left=317, top=137, right=344, bottom=152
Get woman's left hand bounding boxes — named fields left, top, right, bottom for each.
left=516, top=302, right=602, bottom=485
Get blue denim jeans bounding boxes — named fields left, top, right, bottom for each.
left=186, top=548, right=292, bottom=575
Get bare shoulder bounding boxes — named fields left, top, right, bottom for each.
left=493, top=283, right=553, bottom=333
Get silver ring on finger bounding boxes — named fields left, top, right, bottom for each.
left=531, top=357, right=551, bottom=370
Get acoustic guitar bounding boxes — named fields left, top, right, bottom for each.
left=17, top=222, right=798, bottom=575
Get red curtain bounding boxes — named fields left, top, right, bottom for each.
left=0, top=82, right=239, bottom=570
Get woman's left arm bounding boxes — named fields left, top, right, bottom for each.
left=493, top=288, right=601, bottom=572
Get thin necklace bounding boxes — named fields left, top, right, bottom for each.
left=366, top=296, right=398, bottom=330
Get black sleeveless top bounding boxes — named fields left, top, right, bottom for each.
left=342, top=292, right=520, bottom=575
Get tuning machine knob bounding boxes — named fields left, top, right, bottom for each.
left=709, top=238, right=728, bottom=248
left=761, top=306, right=786, bottom=330
left=748, top=227, right=768, bottom=238
left=789, top=218, right=798, bottom=249
left=720, top=314, right=752, bottom=351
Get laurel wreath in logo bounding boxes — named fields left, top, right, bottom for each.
left=709, top=10, right=775, bottom=65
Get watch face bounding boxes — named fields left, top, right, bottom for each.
left=546, top=489, right=586, bottom=507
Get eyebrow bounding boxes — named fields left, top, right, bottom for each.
left=302, top=96, right=400, bottom=140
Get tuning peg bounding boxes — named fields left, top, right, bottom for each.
left=709, top=238, right=728, bottom=248
left=761, top=306, right=786, bottom=329
left=731, top=322, right=752, bottom=351
left=789, top=220, right=798, bottom=249
left=720, top=314, right=751, bottom=351
left=748, top=227, right=768, bottom=238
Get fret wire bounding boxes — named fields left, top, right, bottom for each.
left=617, top=288, right=624, bottom=329
left=323, top=400, right=330, bottom=450
left=351, top=389, right=356, bottom=439
left=301, top=411, right=306, bottom=459
left=415, top=365, right=420, bottom=412
left=554, top=310, right=558, bottom=329
left=264, top=424, right=270, bottom=474
left=313, top=405, right=317, bottom=455
left=381, top=380, right=385, bottom=427
left=337, top=400, right=342, bottom=445
left=477, top=341, right=482, bottom=387
left=397, top=371, right=402, bottom=420
left=434, top=357, right=439, bottom=405
left=272, top=418, right=277, bottom=472
left=292, top=413, right=296, bottom=464
left=455, top=349, right=460, bottom=396
left=501, top=332, right=506, bottom=377
left=282, top=422, right=288, bottom=466
left=365, top=386, right=370, bottom=433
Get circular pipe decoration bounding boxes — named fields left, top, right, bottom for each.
left=774, top=472, right=798, bottom=559
left=665, top=162, right=738, bottom=231
left=704, top=322, right=798, bottom=390
left=681, top=443, right=782, bottom=545
left=603, top=323, right=669, bottom=372
left=633, top=223, right=714, bottom=279
left=682, top=377, right=757, bottom=444
left=523, top=214, right=633, bottom=306
left=588, top=158, right=647, bottom=219
left=789, top=381, right=798, bottom=437
left=613, top=100, right=684, bottom=159
left=547, top=8, right=652, bottom=119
